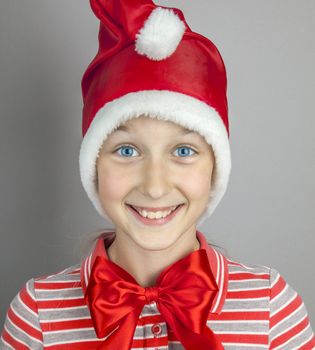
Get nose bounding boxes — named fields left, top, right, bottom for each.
left=139, top=157, right=172, bottom=199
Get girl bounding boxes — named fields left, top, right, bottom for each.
left=1, top=1, right=314, bottom=349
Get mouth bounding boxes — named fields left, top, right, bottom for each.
left=125, top=203, right=185, bottom=226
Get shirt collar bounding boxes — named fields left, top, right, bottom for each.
left=80, top=229, right=228, bottom=314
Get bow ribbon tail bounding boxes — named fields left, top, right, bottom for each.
left=161, top=306, right=224, bottom=350
left=96, top=307, right=143, bottom=350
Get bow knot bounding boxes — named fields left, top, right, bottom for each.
left=85, top=248, right=224, bottom=350
left=144, top=286, right=159, bottom=304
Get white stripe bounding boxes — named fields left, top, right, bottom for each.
left=88, top=254, right=92, bottom=278
left=25, top=282, right=36, bottom=302
left=6, top=314, right=42, bottom=345
left=213, top=248, right=220, bottom=285
left=270, top=303, right=305, bottom=334
left=0, top=335, right=15, bottom=349
left=227, top=297, right=269, bottom=301
left=272, top=322, right=312, bottom=350
left=139, top=310, right=161, bottom=317
left=228, top=262, right=269, bottom=271
left=270, top=272, right=281, bottom=288
left=44, top=332, right=109, bottom=347
left=10, top=303, right=42, bottom=332
left=43, top=327, right=95, bottom=335
left=16, top=294, right=37, bottom=319
left=84, top=254, right=92, bottom=288
left=229, top=271, right=269, bottom=276
left=84, top=257, right=88, bottom=289
left=227, top=286, right=269, bottom=292
left=4, top=324, right=32, bottom=349
left=219, top=308, right=269, bottom=312
left=228, top=278, right=269, bottom=282
left=222, top=343, right=267, bottom=348
left=36, top=295, right=83, bottom=301
left=40, top=316, right=91, bottom=323
left=4, top=323, right=36, bottom=350
left=270, top=290, right=298, bottom=318
left=213, top=330, right=269, bottom=335
left=39, top=305, right=87, bottom=312
left=209, top=320, right=269, bottom=324
left=212, top=250, right=224, bottom=312
left=35, top=278, right=80, bottom=284
left=37, top=267, right=73, bottom=281
left=295, top=331, right=315, bottom=349
left=36, top=287, right=82, bottom=292
left=270, top=284, right=289, bottom=305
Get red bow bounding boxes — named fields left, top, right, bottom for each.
left=84, top=248, right=224, bottom=350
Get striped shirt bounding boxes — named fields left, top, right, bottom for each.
left=1, top=230, right=314, bottom=349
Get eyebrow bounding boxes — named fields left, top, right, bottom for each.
left=114, top=125, right=195, bottom=135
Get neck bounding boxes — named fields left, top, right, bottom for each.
left=106, top=228, right=201, bottom=287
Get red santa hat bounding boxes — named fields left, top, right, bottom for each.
left=79, top=0, right=231, bottom=226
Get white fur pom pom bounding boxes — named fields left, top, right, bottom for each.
left=135, top=7, right=186, bottom=61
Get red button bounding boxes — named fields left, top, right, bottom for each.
left=151, top=323, right=162, bottom=336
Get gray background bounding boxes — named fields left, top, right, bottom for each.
left=0, top=0, right=314, bottom=328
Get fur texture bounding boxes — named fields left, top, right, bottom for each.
left=135, top=7, right=186, bottom=61
left=79, top=90, right=231, bottom=227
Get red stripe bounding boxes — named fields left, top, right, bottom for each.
left=169, top=331, right=268, bottom=344
left=270, top=294, right=303, bottom=328
left=137, top=314, right=164, bottom=325
left=131, top=335, right=169, bottom=348
left=37, top=298, right=86, bottom=308
left=270, top=315, right=312, bottom=348
left=44, top=340, right=104, bottom=349
left=35, top=282, right=82, bottom=289
left=299, top=334, right=315, bottom=350
left=19, top=286, right=38, bottom=314
left=226, top=289, right=269, bottom=298
left=209, top=310, right=269, bottom=321
left=7, top=308, right=42, bottom=341
left=40, top=318, right=93, bottom=332
left=1, top=328, right=31, bottom=350
left=229, top=273, right=269, bottom=281
left=270, top=275, right=286, bottom=299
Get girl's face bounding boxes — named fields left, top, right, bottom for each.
left=96, top=115, right=215, bottom=251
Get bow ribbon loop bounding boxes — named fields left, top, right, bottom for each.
left=84, top=248, right=224, bottom=349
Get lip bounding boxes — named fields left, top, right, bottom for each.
left=126, top=204, right=182, bottom=212
left=126, top=203, right=185, bottom=226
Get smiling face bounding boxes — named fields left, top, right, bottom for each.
left=96, top=115, right=215, bottom=251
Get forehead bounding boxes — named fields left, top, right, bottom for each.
left=115, top=124, right=195, bottom=135
left=114, top=117, right=196, bottom=135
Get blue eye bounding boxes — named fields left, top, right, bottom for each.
left=115, top=145, right=196, bottom=158
left=116, top=145, right=140, bottom=157
left=175, top=146, right=196, bottom=157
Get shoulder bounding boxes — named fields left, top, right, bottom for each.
left=33, top=263, right=81, bottom=284
left=226, top=256, right=271, bottom=275
left=6, top=262, right=82, bottom=310
left=0, top=263, right=83, bottom=348
left=224, top=256, right=315, bottom=349
left=225, top=256, right=272, bottom=291
left=31, top=263, right=83, bottom=302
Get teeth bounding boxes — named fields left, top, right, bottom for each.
left=133, top=206, right=178, bottom=219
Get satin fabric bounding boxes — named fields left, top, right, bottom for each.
left=84, top=248, right=224, bottom=349
left=81, top=1, right=229, bottom=137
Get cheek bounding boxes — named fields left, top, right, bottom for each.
left=97, top=162, right=132, bottom=201
left=178, top=164, right=213, bottom=200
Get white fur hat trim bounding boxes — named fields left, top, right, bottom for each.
left=79, top=90, right=231, bottom=226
